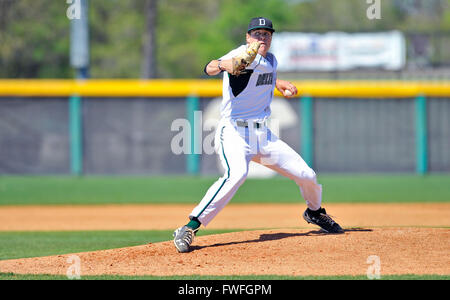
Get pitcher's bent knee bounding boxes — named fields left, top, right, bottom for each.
left=301, top=167, right=317, bottom=182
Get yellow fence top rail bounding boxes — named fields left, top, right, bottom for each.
left=0, top=79, right=449, bottom=98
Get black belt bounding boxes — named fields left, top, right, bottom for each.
left=235, top=120, right=265, bottom=129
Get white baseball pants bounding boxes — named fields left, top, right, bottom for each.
left=189, top=118, right=322, bottom=226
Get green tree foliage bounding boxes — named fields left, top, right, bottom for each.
left=0, top=0, right=449, bottom=79
left=0, top=0, right=70, bottom=78
left=88, top=0, right=145, bottom=78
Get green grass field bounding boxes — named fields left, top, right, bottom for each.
left=1, top=174, right=449, bottom=205
left=1, top=273, right=447, bottom=280
left=0, top=175, right=449, bottom=280
left=0, top=229, right=240, bottom=260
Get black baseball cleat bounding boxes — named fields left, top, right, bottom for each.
left=303, top=207, right=344, bottom=234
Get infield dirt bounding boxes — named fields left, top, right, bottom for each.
left=0, top=203, right=449, bottom=276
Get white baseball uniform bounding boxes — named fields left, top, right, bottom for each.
left=190, top=45, right=322, bottom=226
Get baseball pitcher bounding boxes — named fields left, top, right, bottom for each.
left=173, top=17, right=344, bottom=253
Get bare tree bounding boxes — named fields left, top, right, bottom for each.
left=142, top=0, right=157, bottom=78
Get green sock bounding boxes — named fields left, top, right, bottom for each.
left=186, top=218, right=201, bottom=231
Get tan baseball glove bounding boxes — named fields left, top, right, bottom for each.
left=231, top=41, right=261, bottom=75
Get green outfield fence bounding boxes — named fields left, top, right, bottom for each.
left=0, top=80, right=449, bottom=175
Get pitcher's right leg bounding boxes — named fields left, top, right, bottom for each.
left=189, top=124, right=252, bottom=227
left=174, top=123, right=252, bottom=252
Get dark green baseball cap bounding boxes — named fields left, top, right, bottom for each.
left=247, top=17, right=275, bottom=33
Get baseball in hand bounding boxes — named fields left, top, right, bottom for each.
left=283, top=89, right=293, bottom=97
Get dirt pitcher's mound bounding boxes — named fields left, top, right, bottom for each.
left=0, top=227, right=449, bottom=277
